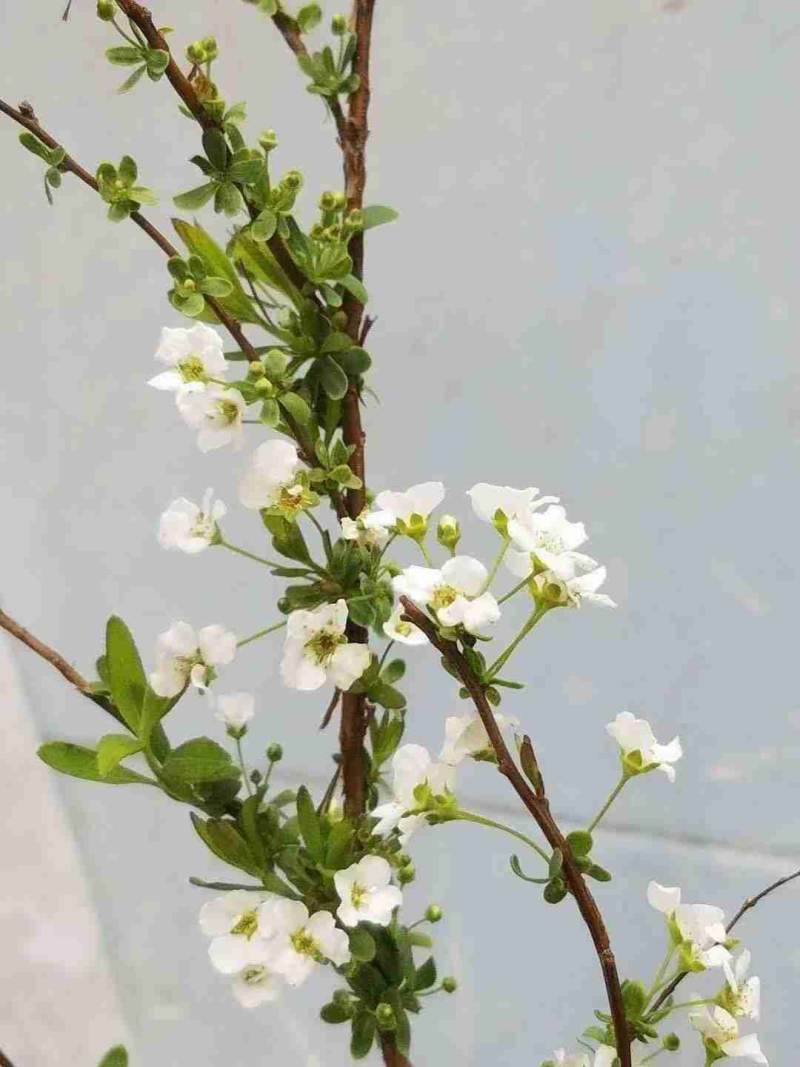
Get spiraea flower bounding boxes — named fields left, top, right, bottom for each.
left=393, top=556, right=501, bottom=635
left=148, top=323, right=227, bottom=393
left=647, top=881, right=730, bottom=970
left=468, top=483, right=558, bottom=530
left=372, top=743, right=456, bottom=844
left=231, top=962, right=281, bottom=1009
left=341, top=508, right=393, bottom=549
left=440, top=711, right=518, bottom=765
left=531, top=557, right=616, bottom=609
left=177, top=384, right=246, bottom=453
left=280, top=599, right=371, bottom=692
left=505, top=504, right=590, bottom=579
left=158, top=488, right=226, bottom=554
left=689, top=1004, right=768, bottom=1064
left=215, top=692, right=255, bottom=734
left=721, top=951, right=761, bottom=1021
left=199, top=890, right=277, bottom=975
left=382, top=605, right=428, bottom=646
left=238, top=439, right=316, bottom=518
left=606, top=712, right=682, bottom=782
left=149, top=621, right=237, bottom=697
left=333, top=856, right=403, bottom=928
left=260, top=899, right=351, bottom=987
left=374, top=481, right=445, bottom=539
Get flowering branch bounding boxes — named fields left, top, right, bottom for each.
left=0, top=607, right=93, bottom=697
left=399, top=596, right=632, bottom=1067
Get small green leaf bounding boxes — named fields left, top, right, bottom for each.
left=296, top=785, right=324, bottom=860
left=325, top=819, right=354, bottom=869
left=105, top=616, right=146, bottom=732
left=407, top=931, right=433, bottom=948
left=350, top=1011, right=377, bottom=1059
left=162, top=738, right=240, bottom=784
left=202, top=128, right=229, bottom=172
left=509, top=854, right=549, bottom=885
left=320, top=357, right=349, bottom=399
left=38, top=742, right=152, bottom=786
left=98, top=1047, right=128, bottom=1067
left=173, top=182, right=218, bottom=210
left=106, top=46, right=144, bottom=66
left=97, top=734, right=144, bottom=777
left=278, top=391, right=313, bottom=427
left=340, top=273, right=368, bottom=304
left=320, top=1002, right=351, bottom=1024
left=413, top=956, right=437, bottom=991
left=566, top=830, right=594, bottom=858
left=190, top=814, right=261, bottom=877
left=173, top=219, right=260, bottom=323
left=19, top=132, right=52, bottom=162
left=297, top=3, right=322, bottom=32
left=381, top=659, right=406, bottom=685
left=117, top=65, right=147, bottom=94
left=361, top=204, right=399, bottom=230
left=349, top=926, right=376, bottom=962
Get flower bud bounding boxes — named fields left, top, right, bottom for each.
left=442, top=977, right=457, bottom=993
left=395, top=852, right=411, bottom=867
left=375, top=1003, right=395, bottom=1029
left=282, top=169, right=303, bottom=191
left=186, top=41, right=207, bottom=65
left=662, top=1034, right=680, bottom=1051
left=255, top=377, right=275, bottom=395
left=331, top=13, right=348, bottom=35
left=425, top=904, right=443, bottom=923
left=397, top=863, right=416, bottom=885
left=249, top=360, right=265, bottom=377
left=96, top=0, right=117, bottom=19
left=202, top=36, right=219, bottom=61
left=346, top=208, right=364, bottom=230
left=332, top=310, right=348, bottom=329
left=259, top=129, right=278, bottom=153
left=266, top=742, right=283, bottom=762
left=319, top=190, right=338, bottom=212
left=332, top=989, right=352, bottom=1009
left=436, top=514, right=461, bottom=552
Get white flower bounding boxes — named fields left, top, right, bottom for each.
left=374, top=481, right=445, bottom=527
left=341, top=509, right=393, bottom=549
left=148, top=323, right=227, bottom=393
left=177, top=384, right=246, bottom=453
left=239, top=439, right=307, bottom=513
left=383, top=606, right=428, bottom=646
left=393, top=556, right=501, bottom=635
left=372, top=743, right=456, bottom=844
left=260, top=899, right=350, bottom=987
left=505, top=505, right=589, bottom=579
left=723, top=951, right=761, bottom=1021
left=216, top=692, right=255, bottom=732
left=231, top=962, right=281, bottom=1008
left=607, top=712, right=682, bottom=782
left=690, top=1005, right=768, bottom=1064
left=647, top=881, right=729, bottom=969
left=550, top=1049, right=589, bottom=1067
left=334, top=856, right=403, bottom=928
left=440, top=711, right=518, bottom=765
left=158, top=488, right=226, bottom=554
left=199, top=890, right=276, bottom=975
left=150, top=621, right=237, bottom=697
left=280, top=600, right=371, bottom=692
left=467, top=483, right=559, bottom=525
left=532, top=559, right=616, bottom=608
left=593, top=1047, right=648, bottom=1067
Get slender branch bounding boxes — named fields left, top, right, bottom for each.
left=650, top=866, right=800, bottom=1013
left=269, top=12, right=348, bottom=143
left=0, top=608, right=91, bottom=694
left=0, top=1048, right=17, bottom=1067
left=319, top=687, right=341, bottom=730
left=379, top=1035, right=410, bottom=1067
left=400, top=597, right=632, bottom=1067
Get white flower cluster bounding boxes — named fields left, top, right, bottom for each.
left=199, top=855, right=401, bottom=1008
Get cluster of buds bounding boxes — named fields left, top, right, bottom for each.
left=310, top=190, right=364, bottom=244
left=187, top=36, right=220, bottom=66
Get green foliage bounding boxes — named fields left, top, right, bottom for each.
left=98, top=1047, right=128, bottom=1067
left=104, top=21, right=169, bottom=93
left=175, top=128, right=265, bottom=218
left=162, top=738, right=241, bottom=785
left=18, top=132, right=66, bottom=204
left=298, top=35, right=360, bottom=99
left=38, top=742, right=152, bottom=786
left=96, top=157, right=157, bottom=221
left=173, top=219, right=262, bottom=323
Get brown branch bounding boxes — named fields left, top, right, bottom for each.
left=319, top=687, right=341, bottom=730
left=650, top=866, right=800, bottom=1014
left=0, top=1048, right=17, bottom=1067
left=269, top=12, right=347, bottom=144
left=0, top=608, right=91, bottom=695
left=400, top=598, right=632, bottom=1067
left=379, top=1035, right=410, bottom=1067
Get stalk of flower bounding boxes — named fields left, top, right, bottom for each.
left=149, top=620, right=237, bottom=697
left=280, top=599, right=371, bottom=692
left=158, top=488, right=226, bottom=554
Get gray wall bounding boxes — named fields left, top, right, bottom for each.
left=2, top=0, right=799, bottom=1063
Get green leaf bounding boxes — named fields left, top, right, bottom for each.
left=98, top=1047, right=128, bottom=1067
left=251, top=208, right=277, bottom=242
left=117, top=66, right=147, bottom=94
left=413, top=956, right=437, bottom=991
left=325, top=819, right=354, bottom=869
left=38, top=742, right=152, bottom=785
left=106, top=46, right=144, bottom=66
left=367, top=681, right=406, bottom=711
left=162, top=738, right=240, bottom=784
left=296, top=785, right=324, bottom=860
left=361, top=204, right=399, bottom=230
left=228, top=159, right=264, bottom=185
left=381, top=659, right=406, bottom=685
left=566, top=829, right=594, bottom=858
left=340, top=273, right=368, bottom=305
left=297, top=3, right=322, bottom=31
left=199, top=275, right=234, bottom=297
left=173, top=219, right=260, bottom=324
left=320, top=1001, right=351, bottom=1024
left=232, top=233, right=303, bottom=307
left=350, top=1011, right=376, bottom=1059
left=586, top=863, right=613, bottom=882
left=19, top=132, right=52, bottom=162
left=173, top=182, right=218, bottom=210
left=146, top=49, right=170, bottom=76
left=105, top=616, right=146, bottom=732
left=260, top=398, right=280, bottom=426
left=320, top=357, right=349, bottom=399
left=215, top=181, right=245, bottom=217
left=190, top=814, right=261, bottom=877
left=128, top=186, right=157, bottom=205
left=548, top=848, right=564, bottom=879
left=509, top=854, right=549, bottom=885
left=118, top=155, right=137, bottom=183
left=97, top=734, right=144, bottom=777
left=262, top=513, right=312, bottom=563
left=349, top=926, right=376, bottom=962
left=278, top=391, right=313, bottom=427
left=407, top=931, right=433, bottom=948
left=202, top=128, right=229, bottom=172
left=332, top=347, right=372, bottom=375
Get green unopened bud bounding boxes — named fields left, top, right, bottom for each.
left=332, top=310, right=348, bottom=329
left=96, top=0, right=117, bottom=19
left=442, top=977, right=457, bottom=993
left=346, top=208, right=364, bottom=230
left=375, top=1003, right=395, bottom=1029
left=397, top=863, right=416, bottom=885
left=249, top=360, right=265, bottom=376
left=187, top=41, right=207, bottom=65
left=255, top=377, right=275, bottom=395
left=331, top=13, right=348, bottom=34
left=425, top=904, right=443, bottom=923
left=662, top=1034, right=680, bottom=1052
left=319, top=190, right=338, bottom=212
left=332, top=989, right=352, bottom=1009
left=395, top=852, right=412, bottom=867
left=309, top=223, right=325, bottom=240
left=266, top=742, right=283, bottom=762
left=436, top=514, right=460, bottom=552
left=250, top=769, right=263, bottom=785
left=202, top=36, right=219, bottom=60
left=283, top=169, right=303, bottom=191
left=259, top=129, right=278, bottom=152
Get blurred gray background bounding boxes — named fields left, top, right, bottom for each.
left=2, top=0, right=799, bottom=1063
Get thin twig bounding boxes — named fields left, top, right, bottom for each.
left=319, top=687, right=341, bottom=730
left=0, top=1048, right=18, bottom=1067
left=400, top=597, right=632, bottom=1067
left=650, top=866, right=800, bottom=1013
left=0, top=608, right=91, bottom=694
